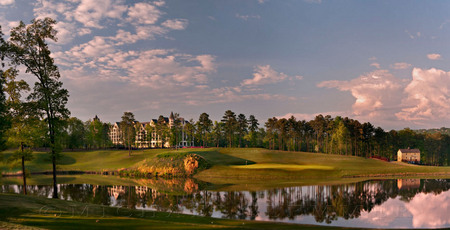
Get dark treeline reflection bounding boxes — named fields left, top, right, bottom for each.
left=1, top=179, right=449, bottom=224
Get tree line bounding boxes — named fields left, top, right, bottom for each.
left=88, top=110, right=449, bottom=166
left=263, top=114, right=449, bottom=166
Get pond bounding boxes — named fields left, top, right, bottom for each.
left=1, top=178, right=449, bottom=229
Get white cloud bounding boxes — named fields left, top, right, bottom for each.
left=241, top=65, right=301, bottom=86
left=74, top=0, right=127, bottom=28
left=127, top=2, right=161, bottom=25
left=0, top=14, right=19, bottom=36
left=235, top=14, right=261, bottom=21
left=370, top=62, right=381, bottom=69
left=396, top=68, right=450, bottom=122
left=318, top=70, right=403, bottom=119
left=0, top=0, right=14, bottom=6
left=405, top=30, right=418, bottom=39
left=58, top=48, right=216, bottom=87
left=153, top=0, right=165, bottom=7
left=162, top=19, right=188, bottom=30
left=53, top=21, right=78, bottom=44
left=33, top=0, right=74, bottom=20
left=439, top=20, right=450, bottom=30
left=111, top=26, right=168, bottom=45
left=427, top=53, right=441, bottom=60
left=390, top=62, right=411, bottom=70
left=315, top=67, right=450, bottom=128
left=77, top=28, right=92, bottom=36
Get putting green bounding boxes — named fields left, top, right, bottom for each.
left=231, top=163, right=334, bottom=171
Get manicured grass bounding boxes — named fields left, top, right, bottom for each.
left=1, top=148, right=449, bottom=188
left=194, top=148, right=450, bottom=187
left=1, top=149, right=172, bottom=173
left=0, top=174, right=139, bottom=186
left=0, top=193, right=355, bottom=230
left=231, top=163, right=334, bottom=171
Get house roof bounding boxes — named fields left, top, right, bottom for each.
left=399, top=149, right=420, bottom=153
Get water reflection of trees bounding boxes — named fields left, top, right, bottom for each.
left=1, top=179, right=448, bottom=224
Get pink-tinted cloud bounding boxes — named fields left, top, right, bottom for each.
left=162, top=19, right=189, bottom=30
left=396, top=68, right=450, bottom=122
left=390, top=62, right=411, bottom=70
left=74, top=0, right=127, bottom=28
left=427, top=53, right=441, bottom=60
left=370, top=62, right=381, bottom=69
left=241, top=65, right=302, bottom=86
left=405, top=191, right=450, bottom=228
left=0, top=0, right=14, bottom=6
left=359, top=198, right=410, bottom=227
left=127, top=2, right=161, bottom=25
left=317, top=70, right=403, bottom=119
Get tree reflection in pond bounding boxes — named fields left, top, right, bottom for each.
left=1, top=179, right=449, bottom=228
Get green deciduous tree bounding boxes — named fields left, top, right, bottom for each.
left=3, top=67, right=45, bottom=194
left=0, top=27, right=11, bottom=152
left=8, top=18, right=70, bottom=198
left=64, top=117, right=85, bottom=150
left=156, top=115, right=169, bottom=148
left=120, top=112, right=135, bottom=156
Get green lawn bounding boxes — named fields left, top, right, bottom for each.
left=194, top=148, right=450, bottom=186
left=0, top=193, right=356, bottom=230
left=1, top=148, right=449, bottom=187
left=0, top=149, right=170, bottom=173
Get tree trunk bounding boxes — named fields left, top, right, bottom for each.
left=21, top=143, right=27, bottom=195
left=52, top=153, right=57, bottom=198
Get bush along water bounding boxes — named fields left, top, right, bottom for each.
left=118, top=153, right=210, bottom=178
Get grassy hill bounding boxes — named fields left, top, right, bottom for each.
left=1, top=148, right=449, bottom=187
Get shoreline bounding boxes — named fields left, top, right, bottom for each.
left=3, top=169, right=449, bottom=179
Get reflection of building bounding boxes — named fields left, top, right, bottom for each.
left=108, top=185, right=154, bottom=200
left=397, top=179, right=420, bottom=190
left=108, top=112, right=194, bottom=148
left=397, top=149, right=420, bottom=163
left=108, top=185, right=127, bottom=200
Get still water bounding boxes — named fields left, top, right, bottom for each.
left=1, top=178, right=449, bottom=229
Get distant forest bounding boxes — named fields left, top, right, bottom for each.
left=414, top=127, right=450, bottom=136
left=4, top=110, right=447, bottom=167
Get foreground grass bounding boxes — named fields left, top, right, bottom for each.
left=0, top=193, right=354, bottom=230
left=0, top=174, right=139, bottom=186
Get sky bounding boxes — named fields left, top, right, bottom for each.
left=1, top=0, right=450, bottom=130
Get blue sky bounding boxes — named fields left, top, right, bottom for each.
left=1, top=0, right=450, bottom=130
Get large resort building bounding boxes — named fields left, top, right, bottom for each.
left=109, top=112, right=194, bottom=148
